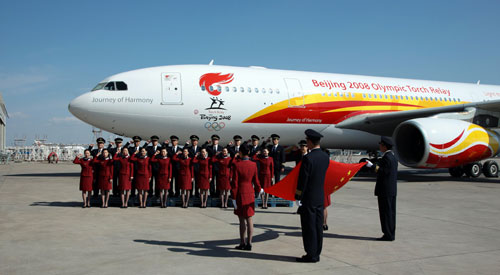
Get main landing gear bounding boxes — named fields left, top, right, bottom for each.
left=449, top=160, right=499, bottom=178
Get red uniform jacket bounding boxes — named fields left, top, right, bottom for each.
left=231, top=158, right=261, bottom=205
left=253, top=155, right=274, bottom=176
left=73, top=156, right=94, bottom=176
left=150, top=156, right=172, bottom=177
left=94, top=158, right=114, bottom=179
left=114, top=155, right=134, bottom=177
left=172, top=154, right=194, bottom=178
left=213, top=155, right=232, bottom=177
left=192, top=156, right=212, bottom=178
left=130, top=154, right=152, bottom=178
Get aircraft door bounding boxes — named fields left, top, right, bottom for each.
left=161, top=72, right=182, bottom=104
left=284, top=78, right=304, bottom=107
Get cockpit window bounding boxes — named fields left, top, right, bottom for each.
left=104, top=82, right=116, bottom=90
left=91, top=81, right=128, bottom=91
left=115, top=81, right=128, bottom=90
left=91, top=83, right=107, bottom=91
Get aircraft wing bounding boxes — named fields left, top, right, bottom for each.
left=335, top=99, right=500, bottom=136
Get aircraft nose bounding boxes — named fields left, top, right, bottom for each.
left=68, top=93, right=89, bottom=120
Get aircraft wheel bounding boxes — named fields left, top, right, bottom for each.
left=482, top=160, right=498, bottom=177
left=449, top=167, right=464, bottom=178
left=465, top=162, right=482, bottom=178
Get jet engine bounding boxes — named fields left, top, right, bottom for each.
left=393, top=118, right=500, bottom=168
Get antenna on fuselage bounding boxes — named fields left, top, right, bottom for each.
left=209, top=59, right=214, bottom=66
left=477, top=80, right=480, bottom=85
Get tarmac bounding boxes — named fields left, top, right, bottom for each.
left=1, top=162, right=500, bottom=275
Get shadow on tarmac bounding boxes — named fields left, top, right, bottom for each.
left=135, top=229, right=297, bottom=262
left=30, top=201, right=82, bottom=207
left=6, top=172, right=80, bottom=177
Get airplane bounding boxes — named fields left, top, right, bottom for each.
left=68, top=63, right=500, bottom=178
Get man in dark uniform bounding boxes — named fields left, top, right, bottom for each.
left=294, top=129, right=330, bottom=263
left=127, top=136, right=142, bottom=198
left=288, top=140, right=308, bottom=165
left=144, top=135, right=162, bottom=197
left=206, top=134, right=223, bottom=197
left=367, top=136, right=398, bottom=241
left=267, top=134, right=286, bottom=183
left=108, top=137, right=124, bottom=196
left=88, top=137, right=106, bottom=197
left=228, top=135, right=243, bottom=157
left=187, top=135, right=201, bottom=197
left=249, top=135, right=261, bottom=157
left=167, top=135, right=182, bottom=197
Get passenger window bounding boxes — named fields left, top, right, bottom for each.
left=225, top=86, right=229, bottom=92
left=233, top=87, right=237, bottom=92
left=240, top=87, right=244, bottom=93
left=104, top=82, right=116, bottom=91
left=363, top=94, right=366, bottom=98
left=217, top=85, right=221, bottom=92
left=255, top=88, right=259, bottom=93
left=209, top=86, right=214, bottom=92
left=276, top=89, right=280, bottom=94
left=269, top=88, right=273, bottom=94
left=262, top=88, right=266, bottom=93
left=201, top=85, right=206, bottom=91
left=247, top=87, right=251, bottom=93
left=368, top=94, right=372, bottom=98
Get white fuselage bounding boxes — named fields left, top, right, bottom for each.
left=68, top=65, right=500, bottom=149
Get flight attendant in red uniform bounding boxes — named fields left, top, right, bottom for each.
left=192, top=148, right=212, bottom=208
left=173, top=148, right=194, bottom=208
left=150, top=148, right=172, bottom=208
left=213, top=147, right=232, bottom=208
left=114, top=147, right=134, bottom=208
left=73, top=149, right=94, bottom=208
left=253, top=148, right=274, bottom=209
left=231, top=145, right=264, bottom=251
left=130, top=148, right=151, bottom=208
left=94, top=149, right=114, bottom=208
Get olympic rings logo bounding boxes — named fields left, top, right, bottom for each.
left=204, top=122, right=225, bottom=131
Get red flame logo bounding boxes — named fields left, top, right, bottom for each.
left=199, top=73, right=234, bottom=96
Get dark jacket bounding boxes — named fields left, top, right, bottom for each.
left=375, top=151, right=398, bottom=197
left=294, top=148, right=330, bottom=207
left=267, top=144, right=286, bottom=170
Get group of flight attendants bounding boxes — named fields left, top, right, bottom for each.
left=74, top=133, right=290, bottom=209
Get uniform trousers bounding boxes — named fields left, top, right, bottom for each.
left=377, top=196, right=396, bottom=240
left=299, top=204, right=324, bottom=261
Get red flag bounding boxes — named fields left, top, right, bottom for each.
left=264, top=160, right=367, bottom=200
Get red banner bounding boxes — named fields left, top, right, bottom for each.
left=264, top=160, right=367, bottom=201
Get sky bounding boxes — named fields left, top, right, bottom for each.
left=1, top=0, right=499, bottom=146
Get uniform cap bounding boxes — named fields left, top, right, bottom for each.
left=271, top=134, right=280, bottom=139
left=298, top=140, right=307, bottom=146
left=251, top=135, right=260, bottom=141
left=132, top=136, right=142, bottom=142
left=305, top=129, right=323, bottom=141
left=96, top=137, right=105, bottom=144
left=190, top=135, right=199, bottom=141
left=233, top=135, right=242, bottom=141
left=114, top=137, right=123, bottom=143
left=380, top=136, right=394, bottom=147
left=150, top=135, right=159, bottom=141
left=170, top=135, right=179, bottom=141
left=211, top=134, right=220, bottom=140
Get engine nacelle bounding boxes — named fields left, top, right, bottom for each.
left=393, top=118, right=500, bottom=168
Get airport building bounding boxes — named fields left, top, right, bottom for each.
left=0, top=93, right=7, bottom=150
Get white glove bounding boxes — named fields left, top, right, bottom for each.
left=259, top=188, right=265, bottom=196
left=366, top=160, right=373, bottom=168
left=232, top=199, right=237, bottom=210
left=295, top=200, right=302, bottom=207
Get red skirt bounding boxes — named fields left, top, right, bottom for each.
left=119, top=174, right=131, bottom=191
left=324, top=194, right=331, bottom=208
left=135, top=175, right=149, bottom=191
left=179, top=174, right=192, bottom=190
left=98, top=176, right=112, bottom=190
left=197, top=174, right=210, bottom=190
left=217, top=174, right=231, bottom=191
left=259, top=174, right=273, bottom=189
left=234, top=202, right=255, bottom=218
left=156, top=174, right=170, bottom=190
left=79, top=176, right=93, bottom=191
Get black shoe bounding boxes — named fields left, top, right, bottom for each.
left=376, top=235, right=394, bottom=241
left=295, top=255, right=318, bottom=263
left=244, top=244, right=252, bottom=251
left=235, top=244, right=245, bottom=250
left=323, top=224, right=328, bottom=231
